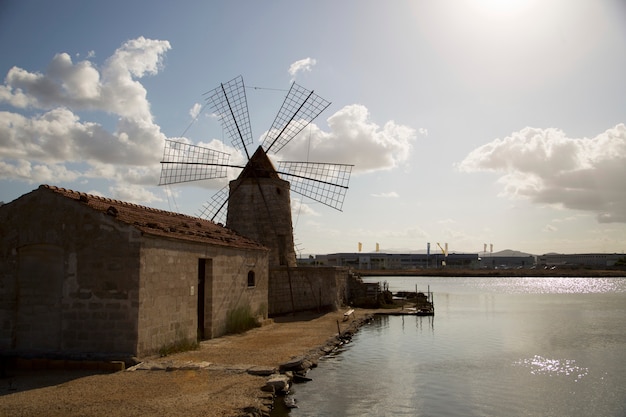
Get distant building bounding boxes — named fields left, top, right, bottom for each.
left=538, top=253, right=622, bottom=268
left=308, top=252, right=481, bottom=269
left=479, top=254, right=536, bottom=269
left=303, top=251, right=624, bottom=270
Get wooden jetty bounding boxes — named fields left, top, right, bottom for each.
left=379, top=285, right=435, bottom=316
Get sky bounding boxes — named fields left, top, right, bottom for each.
left=1, top=0, right=625, bottom=256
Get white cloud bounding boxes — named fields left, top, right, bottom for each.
left=1, top=37, right=170, bottom=121
left=274, top=104, right=416, bottom=174
left=291, top=197, right=320, bottom=217
left=543, top=224, right=557, bottom=232
left=108, top=183, right=162, bottom=204
left=0, top=159, right=81, bottom=182
left=189, top=102, right=202, bottom=119
left=0, top=39, right=419, bottom=210
left=458, top=124, right=626, bottom=223
left=381, top=226, right=429, bottom=239
left=0, top=37, right=171, bottom=190
left=371, top=191, right=399, bottom=198
left=288, top=58, right=317, bottom=81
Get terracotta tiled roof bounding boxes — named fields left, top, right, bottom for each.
left=40, top=185, right=267, bottom=251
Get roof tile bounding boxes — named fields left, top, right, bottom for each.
left=40, top=185, right=266, bottom=251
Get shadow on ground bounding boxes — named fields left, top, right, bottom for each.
left=1, top=369, right=107, bottom=396
left=271, top=310, right=331, bottom=324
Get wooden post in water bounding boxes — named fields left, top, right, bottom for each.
left=430, top=285, right=434, bottom=309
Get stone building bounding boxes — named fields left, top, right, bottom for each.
left=227, top=147, right=297, bottom=268
left=224, top=147, right=353, bottom=315
left=0, top=185, right=269, bottom=360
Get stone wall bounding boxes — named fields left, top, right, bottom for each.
left=205, top=248, right=269, bottom=340
left=0, top=189, right=140, bottom=358
left=268, top=266, right=350, bottom=316
left=138, top=237, right=269, bottom=355
left=0, top=188, right=269, bottom=360
left=227, top=177, right=297, bottom=267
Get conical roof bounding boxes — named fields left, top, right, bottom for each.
left=237, top=146, right=280, bottom=180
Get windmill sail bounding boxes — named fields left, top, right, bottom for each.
left=160, top=75, right=353, bottom=229
left=277, top=161, right=353, bottom=211
left=159, top=140, right=230, bottom=185
left=203, top=75, right=254, bottom=159
left=262, top=82, right=331, bottom=154
left=197, top=185, right=229, bottom=224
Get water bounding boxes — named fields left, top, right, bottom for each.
left=276, top=277, right=626, bottom=417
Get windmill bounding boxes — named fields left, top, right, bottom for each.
left=159, top=75, right=353, bottom=267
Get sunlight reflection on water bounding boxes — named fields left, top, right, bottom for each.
left=367, top=276, right=626, bottom=295
left=463, top=277, right=625, bottom=294
left=514, top=355, right=589, bottom=382
left=283, top=277, right=626, bottom=417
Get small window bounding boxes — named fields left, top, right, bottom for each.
left=247, top=271, right=255, bottom=287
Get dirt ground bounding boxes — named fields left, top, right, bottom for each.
left=0, top=308, right=380, bottom=417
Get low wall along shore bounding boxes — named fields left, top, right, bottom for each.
left=268, top=267, right=350, bottom=316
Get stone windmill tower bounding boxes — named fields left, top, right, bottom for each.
left=227, top=147, right=296, bottom=267
left=159, top=76, right=353, bottom=267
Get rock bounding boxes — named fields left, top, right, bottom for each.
left=263, top=374, right=290, bottom=393
left=260, top=384, right=275, bottom=393
left=293, top=372, right=312, bottom=383
left=279, top=357, right=305, bottom=372
left=284, top=395, right=298, bottom=408
left=240, top=405, right=271, bottom=417
left=178, top=361, right=200, bottom=371
left=307, top=357, right=318, bottom=368
left=321, top=344, right=336, bottom=355
left=247, top=365, right=277, bottom=376
left=279, top=356, right=315, bottom=373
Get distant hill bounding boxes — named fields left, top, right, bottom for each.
left=380, top=248, right=536, bottom=257
left=488, top=249, right=535, bottom=257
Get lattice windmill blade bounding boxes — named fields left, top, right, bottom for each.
left=159, top=140, right=231, bottom=185
left=158, top=74, right=354, bottom=256
left=197, top=185, right=229, bottom=224
left=203, top=75, right=254, bottom=159
left=262, top=82, right=331, bottom=155
left=276, top=161, right=353, bottom=211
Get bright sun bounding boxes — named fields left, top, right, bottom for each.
left=468, top=0, right=534, bottom=18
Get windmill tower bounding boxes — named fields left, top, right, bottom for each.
left=159, top=76, right=353, bottom=267
left=227, top=147, right=296, bottom=266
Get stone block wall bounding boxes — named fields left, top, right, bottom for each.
left=0, top=188, right=269, bottom=360
left=268, top=266, right=350, bottom=316
left=138, top=237, right=268, bottom=355
left=206, top=248, right=269, bottom=339
left=227, top=177, right=297, bottom=267
left=0, top=190, right=140, bottom=358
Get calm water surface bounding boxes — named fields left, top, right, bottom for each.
left=275, top=277, right=626, bottom=417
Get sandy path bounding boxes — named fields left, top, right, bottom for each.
left=0, top=309, right=379, bottom=417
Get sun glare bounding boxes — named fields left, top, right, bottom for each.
left=468, top=0, right=534, bottom=18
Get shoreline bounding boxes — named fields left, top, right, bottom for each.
left=0, top=308, right=385, bottom=417
left=354, top=268, right=626, bottom=277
